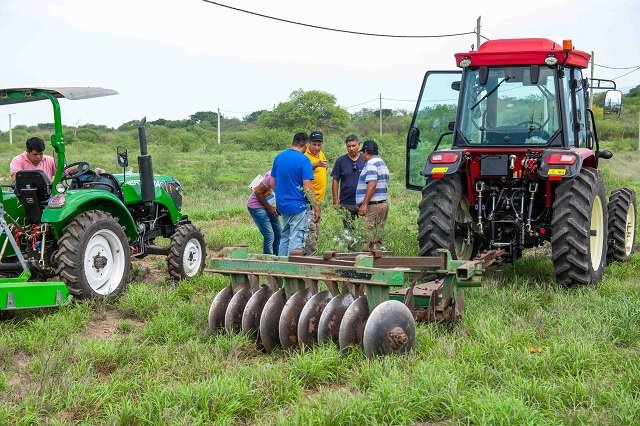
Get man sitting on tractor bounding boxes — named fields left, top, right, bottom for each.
left=10, top=137, right=56, bottom=181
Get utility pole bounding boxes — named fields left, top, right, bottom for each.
left=6, top=113, right=15, bottom=144
left=217, top=107, right=221, bottom=145
left=476, top=16, right=481, bottom=50
left=589, top=51, right=595, bottom=109
left=379, top=93, right=382, bottom=137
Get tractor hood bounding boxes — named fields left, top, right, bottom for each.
left=0, top=87, right=118, bottom=105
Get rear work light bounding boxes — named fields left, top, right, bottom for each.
left=430, top=153, right=459, bottom=164
left=546, top=153, right=577, bottom=165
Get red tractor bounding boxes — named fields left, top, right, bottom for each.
left=406, top=38, right=637, bottom=285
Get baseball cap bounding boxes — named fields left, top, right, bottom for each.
left=360, top=140, right=379, bottom=154
left=309, top=131, right=323, bottom=141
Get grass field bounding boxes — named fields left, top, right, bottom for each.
left=1, top=132, right=639, bottom=425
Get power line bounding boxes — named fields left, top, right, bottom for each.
left=200, top=0, right=476, bottom=38
left=595, top=63, right=640, bottom=70
left=612, top=66, right=640, bottom=81
left=382, top=97, right=417, bottom=102
left=345, top=98, right=379, bottom=108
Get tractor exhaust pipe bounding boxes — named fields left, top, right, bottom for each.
left=137, top=117, right=155, bottom=204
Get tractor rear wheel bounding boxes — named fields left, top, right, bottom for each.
left=55, top=210, right=131, bottom=298
left=167, top=224, right=206, bottom=280
left=607, top=188, right=637, bottom=263
left=551, top=168, right=607, bottom=286
left=418, top=173, right=476, bottom=259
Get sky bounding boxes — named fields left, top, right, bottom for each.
left=1, top=0, right=639, bottom=131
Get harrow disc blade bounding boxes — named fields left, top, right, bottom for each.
left=338, top=295, right=369, bottom=351
left=279, top=288, right=313, bottom=350
left=259, top=288, right=287, bottom=353
left=363, top=300, right=416, bottom=358
left=318, top=293, right=354, bottom=345
left=297, top=290, right=332, bottom=349
left=208, top=286, right=233, bottom=334
left=241, top=285, right=273, bottom=340
left=224, top=286, right=252, bottom=334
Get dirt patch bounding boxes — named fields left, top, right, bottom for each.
left=83, top=309, right=142, bottom=340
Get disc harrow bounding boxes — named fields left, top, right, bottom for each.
left=207, top=247, right=502, bottom=357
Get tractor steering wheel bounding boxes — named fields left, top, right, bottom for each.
left=63, top=161, right=91, bottom=180
left=517, top=121, right=543, bottom=131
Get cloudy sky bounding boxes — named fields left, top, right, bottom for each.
left=1, top=0, right=639, bottom=130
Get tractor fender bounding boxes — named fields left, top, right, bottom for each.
left=421, top=150, right=464, bottom=177
left=538, top=149, right=590, bottom=179
left=42, top=190, right=138, bottom=241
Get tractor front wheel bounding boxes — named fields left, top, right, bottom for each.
left=55, top=211, right=131, bottom=298
left=167, top=224, right=206, bottom=280
left=551, top=168, right=607, bottom=286
left=607, top=188, right=637, bottom=263
left=418, top=173, right=476, bottom=259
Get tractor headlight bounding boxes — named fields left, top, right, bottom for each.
left=48, top=194, right=66, bottom=208
left=459, top=57, right=472, bottom=68
left=55, top=183, right=66, bottom=193
left=545, top=55, right=558, bottom=66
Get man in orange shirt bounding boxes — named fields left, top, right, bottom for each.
left=304, top=131, right=328, bottom=255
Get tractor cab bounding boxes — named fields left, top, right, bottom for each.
left=406, top=38, right=618, bottom=190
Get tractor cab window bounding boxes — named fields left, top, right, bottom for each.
left=458, top=66, right=560, bottom=146
left=562, top=69, right=588, bottom=147
left=406, top=71, right=460, bottom=190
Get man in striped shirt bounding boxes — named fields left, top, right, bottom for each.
left=355, top=140, right=389, bottom=251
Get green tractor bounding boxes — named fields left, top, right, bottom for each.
left=1, top=87, right=205, bottom=309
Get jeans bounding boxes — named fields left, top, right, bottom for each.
left=278, top=208, right=310, bottom=256
left=248, top=207, right=282, bottom=255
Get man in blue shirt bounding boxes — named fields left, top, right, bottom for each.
left=271, top=132, right=321, bottom=255
left=355, top=140, right=389, bottom=251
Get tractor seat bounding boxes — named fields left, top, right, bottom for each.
left=14, top=170, right=51, bottom=224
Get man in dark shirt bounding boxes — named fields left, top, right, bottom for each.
left=331, top=135, right=366, bottom=230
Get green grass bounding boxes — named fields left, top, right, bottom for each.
left=1, top=131, right=640, bottom=424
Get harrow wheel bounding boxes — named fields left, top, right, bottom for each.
left=338, top=296, right=370, bottom=350
left=279, top=289, right=313, bottom=350
left=298, top=290, right=332, bottom=349
left=224, top=287, right=252, bottom=333
left=242, top=286, right=273, bottom=341
left=363, top=300, right=416, bottom=358
left=259, top=289, right=287, bottom=353
left=208, top=286, right=233, bottom=334
left=317, top=293, right=354, bottom=345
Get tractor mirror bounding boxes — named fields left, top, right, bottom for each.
left=603, top=90, right=622, bottom=118
left=597, top=150, right=613, bottom=160
left=117, top=147, right=128, bottom=167
left=407, top=127, right=420, bottom=150
left=448, top=121, right=455, bottom=132
left=451, top=81, right=461, bottom=91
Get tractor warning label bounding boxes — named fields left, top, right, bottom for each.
left=548, top=168, right=566, bottom=176
left=432, top=167, right=449, bottom=174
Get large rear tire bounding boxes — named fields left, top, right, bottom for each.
left=167, top=224, right=206, bottom=281
left=551, top=168, right=607, bottom=286
left=55, top=210, right=131, bottom=298
left=417, top=173, right=476, bottom=259
left=607, top=188, right=637, bottom=263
